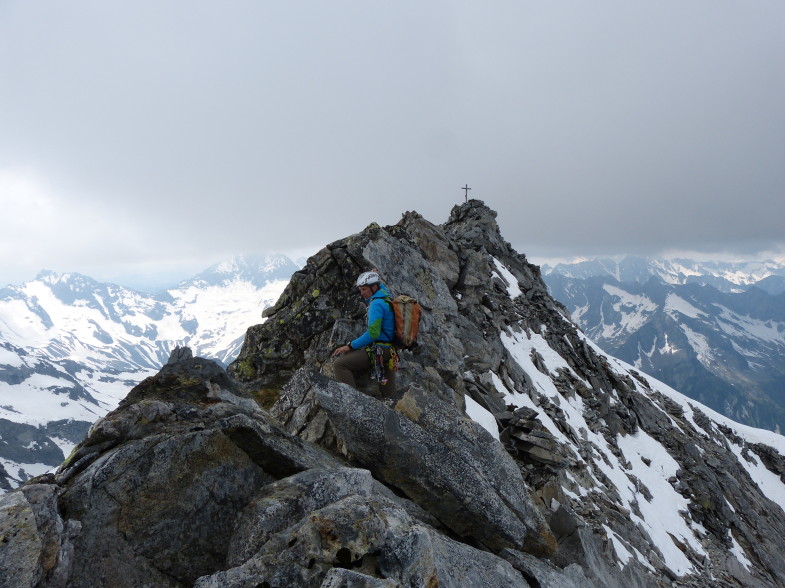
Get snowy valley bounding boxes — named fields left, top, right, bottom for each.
left=542, top=256, right=785, bottom=433
left=0, top=255, right=295, bottom=490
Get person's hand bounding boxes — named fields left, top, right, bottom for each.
left=332, top=345, right=351, bottom=357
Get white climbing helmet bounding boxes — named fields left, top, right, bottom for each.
left=355, top=271, right=381, bottom=287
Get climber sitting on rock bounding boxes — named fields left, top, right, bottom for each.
left=331, top=270, right=397, bottom=397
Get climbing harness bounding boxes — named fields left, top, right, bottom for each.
left=366, top=343, right=398, bottom=385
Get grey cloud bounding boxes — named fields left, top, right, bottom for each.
left=1, top=1, right=783, bottom=286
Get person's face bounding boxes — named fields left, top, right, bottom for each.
left=358, top=285, right=373, bottom=300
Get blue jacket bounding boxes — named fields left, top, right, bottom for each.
left=350, top=283, right=395, bottom=349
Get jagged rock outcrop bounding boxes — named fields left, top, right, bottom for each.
left=272, top=371, right=555, bottom=556
left=2, top=200, right=785, bottom=587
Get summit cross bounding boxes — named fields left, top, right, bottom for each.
left=462, top=184, right=471, bottom=203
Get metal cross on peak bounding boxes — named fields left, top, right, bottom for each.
left=461, top=184, right=471, bottom=203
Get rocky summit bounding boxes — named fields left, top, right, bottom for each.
left=2, top=200, right=785, bottom=587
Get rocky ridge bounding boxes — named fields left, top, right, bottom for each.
left=1, top=201, right=785, bottom=587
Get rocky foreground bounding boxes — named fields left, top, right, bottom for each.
left=2, top=201, right=785, bottom=587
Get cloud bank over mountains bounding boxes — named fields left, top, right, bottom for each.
left=2, top=1, right=784, bottom=287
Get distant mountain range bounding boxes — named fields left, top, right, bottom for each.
left=542, top=255, right=785, bottom=294
left=0, top=254, right=296, bottom=490
left=541, top=255, right=785, bottom=433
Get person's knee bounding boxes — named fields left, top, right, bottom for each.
left=332, top=356, right=350, bottom=381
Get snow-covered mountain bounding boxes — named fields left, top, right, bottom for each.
left=542, top=256, right=785, bottom=433
left=542, top=254, right=785, bottom=294
left=0, top=254, right=296, bottom=490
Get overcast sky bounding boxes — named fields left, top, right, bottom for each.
left=2, top=1, right=784, bottom=290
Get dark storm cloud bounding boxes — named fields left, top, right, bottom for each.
left=1, top=1, right=783, bottom=285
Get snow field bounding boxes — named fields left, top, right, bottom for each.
left=479, top=328, right=729, bottom=576
left=491, top=258, right=522, bottom=299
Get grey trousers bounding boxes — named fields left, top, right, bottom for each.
left=333, top=348, right=396, bottom=398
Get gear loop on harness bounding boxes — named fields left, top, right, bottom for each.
left=365, top=343, right=398, bottom=385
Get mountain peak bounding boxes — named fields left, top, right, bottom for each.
left=443, top=198, right=511, bottom=255
left=34, top=269, right=83, bottom=286
left=225, top=204, right=785, bottom=585
left=179, top=253, right=299, bottom=289
left=3, top=204, right=785, bottom=587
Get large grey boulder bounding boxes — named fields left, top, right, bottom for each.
left=0, top=483, right=79, bottom=588
left=225, top=466, right=438, bottom=567
left=196, top=492, right=530, bottom=588
left=0, top=491, right=47, bottom=588
left=274, top=370, right=556, bottom=557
